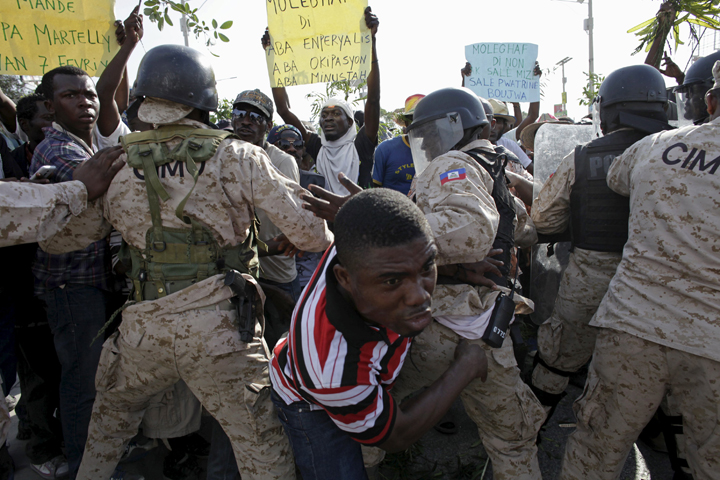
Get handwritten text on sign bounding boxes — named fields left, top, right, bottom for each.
left=0, top=0, right=118, bottom=77
left=464, top=43, right=540, bottom=102
left=265, top=0, right=371, bottom=88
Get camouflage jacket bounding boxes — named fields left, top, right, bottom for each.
left=593, top=118, right=720, bottom=361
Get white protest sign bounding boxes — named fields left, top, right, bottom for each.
left=464, top=42, right=540, bottom=102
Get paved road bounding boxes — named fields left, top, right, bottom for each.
left=6, top=371, right=675, bottom=480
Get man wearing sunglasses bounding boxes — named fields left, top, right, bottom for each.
left=231, top=90, right=302, bottom=302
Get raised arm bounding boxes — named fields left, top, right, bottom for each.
left=513, top=62, right=542, bottom=138
left=362, top=6, right=380, bottom=142
left=263, top=28, right=311, bottom=143
left=461, top=62, right=472, bottom=87
left=0, top=86, right=17, bottom=133
left=96, top=7, right=143, bottom=137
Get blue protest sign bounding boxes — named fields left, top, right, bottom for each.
left=464, top=43, right=540, bottom=102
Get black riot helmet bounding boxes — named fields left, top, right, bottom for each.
left=675, top=50, right=720, bottom=125
left=593, top=65, right=670, bottom=135
left=406, top=87, right=488, bottom=175
left=133, top=45, right=218, bottom=112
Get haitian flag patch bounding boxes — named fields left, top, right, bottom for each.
left=440, top=168, right=467, bottom=185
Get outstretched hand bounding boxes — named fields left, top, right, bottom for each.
left=301, top=173, right=362, bottom=223
left=73, top=145, right=125, bottom=201
left=461, top=62, right=472, bottom=78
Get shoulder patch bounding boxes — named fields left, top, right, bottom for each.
left=440, top=168, right=466, bottom=185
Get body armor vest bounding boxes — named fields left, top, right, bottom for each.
left=119, top=126, right=260, bottom=301
left=466, top=149, right=516, bottom=287
left=570, top=129, right=647, bottom=252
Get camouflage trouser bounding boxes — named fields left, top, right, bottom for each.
left=140, top=379, right=201, bottom=439
left=531, top=249, right=621, bottom=396
left=386, top=320, right=545, bottom=480
left=561, top=328, right=720, bottom=480
left=76, top=274, right=295, bottom=480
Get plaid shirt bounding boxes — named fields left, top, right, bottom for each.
left=29, top=124, right=111, bottom=295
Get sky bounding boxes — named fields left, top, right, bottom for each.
left=114, top=0, right=708, bottom=124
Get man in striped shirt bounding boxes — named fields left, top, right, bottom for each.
left=270, top=189, right=489, bottom=479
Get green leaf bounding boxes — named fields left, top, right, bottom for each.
left=220, top=20, right=233, bottom=29
left=214, top=30, right=218, bottom=38
left=212, top=19, right=218, bottom=29
left=144, top=7, right=154, bottom=15
left=687, top=17, right=716, bottom=28
left=164, top=12, right=173, bottom=26
left=158, top=17, right=164, bottom=31
left=627, top=17, right=656, bottom=33
left=218, top=32, right=229, bottom=42
left=170, top=3, right=184, bottom=13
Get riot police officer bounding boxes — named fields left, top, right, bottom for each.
left=39, top=45, right=333, bottom=480
left=529, top=65, right=671, bottom=421
left=386, top=87, right=545, bottom=480
left=675, top=50, right=720, bottom=125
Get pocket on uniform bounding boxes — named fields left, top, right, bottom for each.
left=573, top=373, right=604, bottom=433
left=95, top=331, right=122, bottom=392
left=537, top=319, right=564, bottom=364
left=244, top=383, right=283, bottom=441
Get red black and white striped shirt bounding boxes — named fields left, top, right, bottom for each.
left=270, top=245, right=412, bottom=446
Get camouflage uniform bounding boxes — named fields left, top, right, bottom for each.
left=391, top=139, right=544, bottom=480
left=41, top=116, right=333, bottom=480
left=0, top=181, right=88, bottom=247
left=530, top=151, right=622, bottom=396
left=561, top=119, right=720, bottom=480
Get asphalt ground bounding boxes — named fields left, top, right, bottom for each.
left=6, top=361, right=675, bottom=480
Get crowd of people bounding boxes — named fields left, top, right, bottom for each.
left=0, top=4, right=718, bottom=480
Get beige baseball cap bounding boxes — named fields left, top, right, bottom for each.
left=138, top=97, right=193, bottom=124
left=488, top=99, right=515, bottom=123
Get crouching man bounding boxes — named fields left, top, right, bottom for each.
left=269, top=189, right=488, bottom=480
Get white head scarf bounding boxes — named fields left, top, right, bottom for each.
left=316, top=98, right=359, bottom=195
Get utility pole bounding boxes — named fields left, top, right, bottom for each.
left=556, top=57, right=572, bottom=115
left=579, top=0, right=595, bottom=110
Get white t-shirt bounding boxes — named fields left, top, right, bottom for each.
left=497, top=136, right=532, bottom=168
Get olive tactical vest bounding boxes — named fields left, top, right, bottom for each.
left=119, top=125, right=260, bottom=301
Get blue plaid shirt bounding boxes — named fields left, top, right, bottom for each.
left=30, top=125, right=111, bottom=295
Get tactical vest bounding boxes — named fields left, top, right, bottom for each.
left=119, top=125, right=260, bottom=302
left=570, top=129, right=647, bottom=252
left=465, top=149, right=516, bottom=288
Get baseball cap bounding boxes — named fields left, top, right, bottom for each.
left=233, top=89, right=274, bottom=119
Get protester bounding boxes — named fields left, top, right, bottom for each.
left=0, top=93, right=67, bottom=479
left=371, top=94, right=423, bottom=195
left=266, top=124, right=326, bottom=291
left=29, top=53, right=137, bottom=480
left=270, top=188, right=488, bottom=479
left=265, top=7, right=381, bottom=193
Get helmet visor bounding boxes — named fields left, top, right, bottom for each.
left=407, top=113, right=465, bottom=176
left=591, top=97, right=603, bottom=139
left=675, top=83, right=710, bottom=126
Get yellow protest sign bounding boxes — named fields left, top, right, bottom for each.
left=265, top=0, right=371, bottom=87
left=0, top=0, right=118, bottom=77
